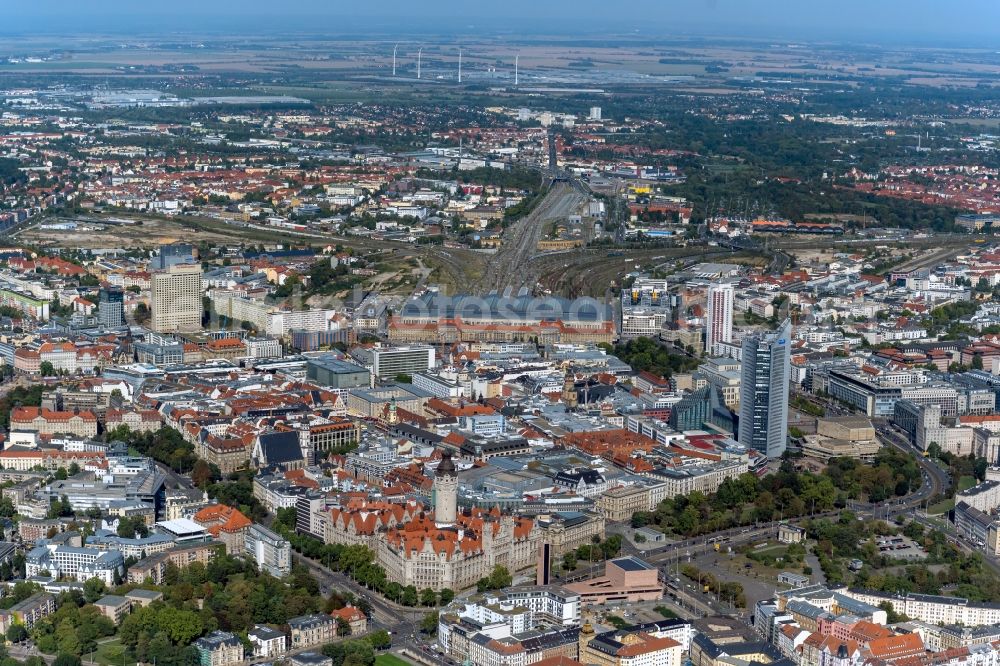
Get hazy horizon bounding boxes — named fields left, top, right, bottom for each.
left=4, top=0, right=1000, bottom=47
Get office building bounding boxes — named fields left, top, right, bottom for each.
left=305, top=356, right=371, bottom=390
left=98, top=287, right=125, bottom=328
left=25, top=544, right=126, bottom=585
left=351, top=345, right=436, bottom=380
left=739, top=319, right=791, bottom=458
left=705, top=282, right=734, bottom=355
left=956, top=214, right=1000, bottom=232
left=244, top=523, right=292, bottom=578
left=150, top=264, right=202, bottom=333
left=150, top=243, right=195, bottom=271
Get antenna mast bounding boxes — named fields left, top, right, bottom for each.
left=515, top=54, right=519, bottom=86
left=392, top=43, right=398, bottom=77
left=458, top=49, right=462, bottom=83
left=417, top=48, right=422, bottom=79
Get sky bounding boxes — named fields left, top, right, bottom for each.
left=5, top=0, right=1000, bottom=45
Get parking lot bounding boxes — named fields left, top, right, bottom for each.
left=873, top=534, right=927, bottom=560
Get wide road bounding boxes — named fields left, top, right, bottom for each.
left=292, top=553, right=424, bottom=635
left=872, top=420, right=951, bottom=513
left=8, top=644, right=53, bottom=664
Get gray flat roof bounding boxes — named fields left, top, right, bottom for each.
left=611, top=556, right=654, bottom=572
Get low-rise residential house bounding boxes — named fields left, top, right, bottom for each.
left=194, top=631, right=244, bottom=666
left=330, top=605, right=368, bottom=635
left=249, top=624, right=287, bottom=659
left=289, top=614, right=336, bottom=649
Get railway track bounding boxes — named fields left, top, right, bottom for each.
left=474, top=182, right=587, bottom=294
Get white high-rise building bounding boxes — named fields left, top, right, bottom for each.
left=244, top=523, right=292, bottom=578
left=705, top=282, right=734, bottom=355
left=151, top=263, right=202, bottom=333
left=589, top=106, right=602, bottom=121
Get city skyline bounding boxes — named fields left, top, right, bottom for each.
left=0, top=8, right=998, bottom=666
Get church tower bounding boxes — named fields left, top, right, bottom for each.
left=387, top=397, right=399, bottom=426
left=562, top=370, right=578, bottom=408
left=434, top=450, right=458, bottom=527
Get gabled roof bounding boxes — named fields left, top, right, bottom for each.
left=192, top=504, right=252, bottom=535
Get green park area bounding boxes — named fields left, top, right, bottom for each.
left=375, top=655, right=412, bottom=666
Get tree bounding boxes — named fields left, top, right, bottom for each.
left=56, top=617, right=81, bottom=655
left=191, top=460, right=215, bottom=488
left=420, top=612, right=439, bottom=635
left=117, top=516, right=148, bottom=539
left=601, top=535, right=623, bottom=559
left=420, top=588, right=437, bottom=607
left=438, top=588, right=455, bottom=605
left=400, top=586, right=418, bottom=607
left=157, top=607, right=203, bottom=645
left=6, top=625, right=26, bottom=643
left=562, top=552, right=577, bottom=571
left=83, top=578, right=106, bottom=604
left=39, top=361, right=56, bottom=377
left=477, top=565, right=512, bottom=592
left=133, top=303, right=150, bottom=324
left=52, top=655, right=81, bottom=666
left=47, top=495, right=72, bottom=519
left=336, top=616, right=352, bottom=637
left=367, top=629, right=391, bottom=651
left=322, top=638, right=375, bottom=666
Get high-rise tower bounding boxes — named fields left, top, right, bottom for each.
left=738, top=319, right=792, bottom=458
left=705, top=282, right=734, bottom=355
left=98, top=286, right=125, bottom=328
left=150, top=263, right=202, bottom=333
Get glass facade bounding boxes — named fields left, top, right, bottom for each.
left=738, top=320, right=791, bottom=458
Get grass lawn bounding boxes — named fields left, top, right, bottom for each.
left=752, top=544, right=788, bottom=557
left=91, top=638, right=134, bottom=666
left=376, top=656, right=414, bottom=666
left=958, top=476, right=977, bottom=493
left=927, top=498, right=955, bottom=515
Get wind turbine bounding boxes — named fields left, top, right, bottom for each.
left=417, top=48, right=422, bottom=79
left=392, top=43, right=398, bottom=77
